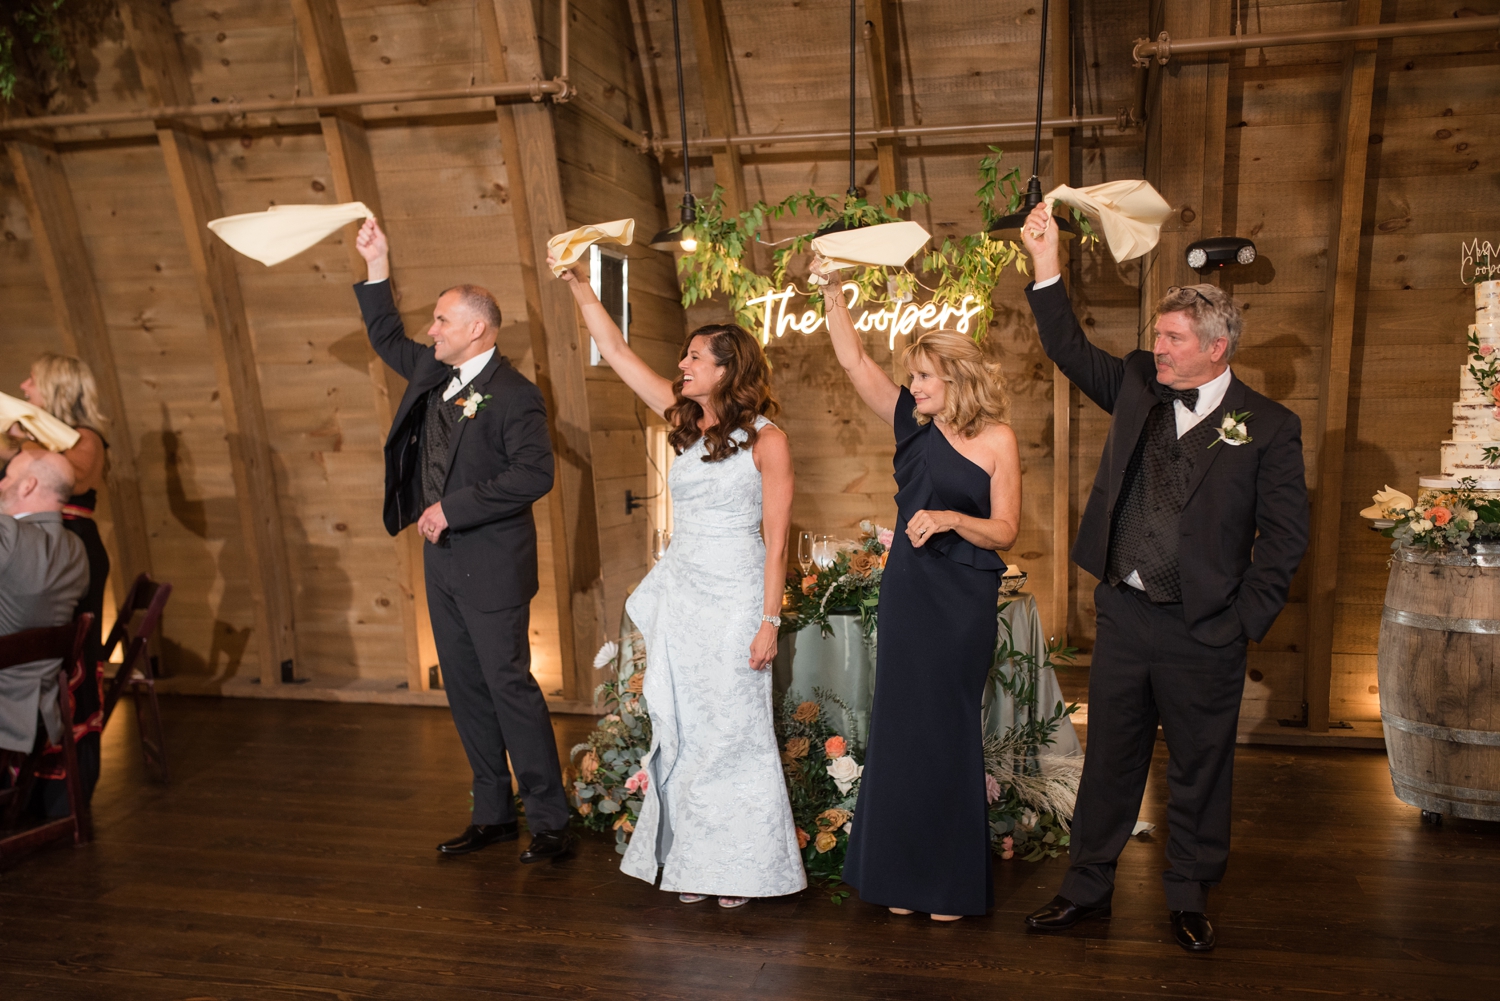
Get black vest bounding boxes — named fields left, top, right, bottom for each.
left=1106, top=403, right=1220, bottom=602
left=420, top=384, right=461, bottom=509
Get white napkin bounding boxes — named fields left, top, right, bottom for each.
left=547, top=218, right=636, bottom=276
left=1132, top=820, right=1156, bottom=836
left=1360, top=485, right=1413, bottom=520
left=1044, top=180, right=1172, bottom=263
left=207, top=202, right=375, bottom=267
left=0, top=391, right=81, bottom=452
left=810, top=220, right=931, bottom=273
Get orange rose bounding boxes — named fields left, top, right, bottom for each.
left=816, top=808, right=851, bottom=831
left=1491, top=383, right=1500, bottom=405
left=801, top=575, right=819, bottom=595
left=849, top=551, right=880, bottom=576
left=880, top=551, right=889, bottom=568
left=814, top=831, right=838, bottom=853
left=796, top=827, right=810, bottom=849
left=784, top=736, right=810, bottom=760
left=578, top=801, right=593, bottom=816
left=1428, top=506, right=1453, bottom=527
left=580, top=751, right=599, bottom=781
left=824, top=735, right=847, bottom=759
left=793, top=701, right=820, bottom=724
left=626, top=670, right=646, bottom=694
left=613, top=815, right=634, bottom=833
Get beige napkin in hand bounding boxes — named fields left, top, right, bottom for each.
left=1044, top=180, right=1171, bottom=263
left=547, top=219, right=636, bottom=276
left=0, top=391, right=81, bottom=452
left=1360, top=485, right=1413, bottom=520
left=810, top=220, right=931, bottom=276
left=207, top=202, right=375, bottom=267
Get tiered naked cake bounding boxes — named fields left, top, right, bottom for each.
left=1419, top=279, right=1500, bottom=506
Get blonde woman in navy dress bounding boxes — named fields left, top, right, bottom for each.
left=817, top=262, right=1022, bottom=921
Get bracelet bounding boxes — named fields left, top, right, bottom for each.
left=761, top=614, right=782, bottom=628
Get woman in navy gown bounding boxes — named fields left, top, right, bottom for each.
left=818, top=264, right=1022, bottom=920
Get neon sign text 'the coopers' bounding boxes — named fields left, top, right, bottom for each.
left=742, top=282, right=987, bottom=347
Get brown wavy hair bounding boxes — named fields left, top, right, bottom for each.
left=665, top=324, right=779, bottom=462
left=903, top=329, right=1011, bottom=437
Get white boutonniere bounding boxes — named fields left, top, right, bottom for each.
left=455, top=392, right=492, bottom=420
left=1209, top=409, right=1252, bottom=448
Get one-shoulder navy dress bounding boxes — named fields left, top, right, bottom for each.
left=843, top=387, right=1004, bottom=916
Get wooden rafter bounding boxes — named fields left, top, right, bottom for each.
left=118, top=0, right=298, bottom=686
left=289, top=0, right=428, bottom=694
left=685, top=0, right=748, bottom=215
left=483, top=0, right=601, bottom=702
left=6, top=138, right=155, bottom=592
left=1303, top=0, right=1383, bottom=733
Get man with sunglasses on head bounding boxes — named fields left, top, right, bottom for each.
left=1017, top=204, right=1308, bottom=952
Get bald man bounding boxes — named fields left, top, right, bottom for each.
left=0, top=450, right=89, bottom=764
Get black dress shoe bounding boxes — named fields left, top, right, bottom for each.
left=437, top=822, right=519, bottom=855
left=519, top=827, right=573, bottom=864
left=1025, top=894, right=1111, bottom=931
left=1170, top=910, right=1216, bottom=952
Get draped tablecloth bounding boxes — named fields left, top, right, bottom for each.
left=771, top=593, right=1080, bottom=756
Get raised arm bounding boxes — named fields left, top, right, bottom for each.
left=750, top=425, right=793, bottom=672
left=551, top=255, right=676, bottom=416
left=353, top=218, right=424, bottom=379
left=817, top=262, right=901, bottom=426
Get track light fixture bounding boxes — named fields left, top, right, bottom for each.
left=648, top=0, right=698, bottom=253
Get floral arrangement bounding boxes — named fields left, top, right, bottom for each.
left=781, top=520, right=891, bottom=637
left=774, top=691, right=865, bottom=886
left=1380, top=477, right=1500, bottom=551
left=1467, top=329, right=1500, bottom=403
left=984, top=604, right=1083, bottom=861
left=569, top=633, right=652, bottom=854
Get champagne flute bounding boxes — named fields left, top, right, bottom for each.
left=797, top=531, right=814, bottom=575
left=813, top=534, right=834, bottom=570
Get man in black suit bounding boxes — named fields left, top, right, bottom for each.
left=354, top=218, right=570, bottom=863
left=1018, top=205, right=1308, bottom=951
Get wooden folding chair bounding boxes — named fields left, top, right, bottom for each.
left=0, top=614, right=94, bottom=865
left=100, top=574, right=173, bottom=783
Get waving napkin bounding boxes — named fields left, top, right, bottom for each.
left=0, top=391, right=81, bottom=452
left=1044, top=180, right=1171, bottom=263
left=811, top=220, right=931, bottom=272
left=207, top=202, right=375, bottom=267
left=547, top=218, right=635, bottom=276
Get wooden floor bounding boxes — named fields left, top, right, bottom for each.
left=2, top=696, right=1497, bottom=1001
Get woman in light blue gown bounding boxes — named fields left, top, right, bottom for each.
left=553, top=253, right=805, bottom=908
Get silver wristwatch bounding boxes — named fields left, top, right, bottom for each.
left=762, top=614, right=782, bottom=628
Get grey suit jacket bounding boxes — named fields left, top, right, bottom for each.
left=0, top=511, right=88, bottom=752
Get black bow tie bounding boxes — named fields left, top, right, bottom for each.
left=448, top=366, right=465, bottom=384
left=1155, top=383, right=1199, bottom=409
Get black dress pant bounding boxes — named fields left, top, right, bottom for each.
left=1060, top=582, right=1247, bottom=913
left=424, top=542, right=568, bottom=832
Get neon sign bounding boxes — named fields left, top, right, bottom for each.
left=742, top=282, right=987, bottom=348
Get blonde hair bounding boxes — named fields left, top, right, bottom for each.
left=31, top=353, right=109, bottom=431
left=903, top=329, right=1011, bottom=437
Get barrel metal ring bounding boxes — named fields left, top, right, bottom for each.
left=1381, top=606, right=1500, bottom=634
left=1382, top=710, right=1500, bottom=747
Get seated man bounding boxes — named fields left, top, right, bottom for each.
left=0, top=450, right=89, bottom=766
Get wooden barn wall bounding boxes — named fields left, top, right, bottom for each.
left=631, top=0, right=1146, bottom=650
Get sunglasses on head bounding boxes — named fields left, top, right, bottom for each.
left=1165, top=284, right=1216, bottom=305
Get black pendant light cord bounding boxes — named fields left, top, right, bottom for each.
left=1030, top=0, right=1050, bottom=183
left=847, top=0, right=857, bottom=199
left=672, top=0, right=695, bottom=223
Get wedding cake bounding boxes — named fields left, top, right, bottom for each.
left=1418, top=279, right=1500, bottom=506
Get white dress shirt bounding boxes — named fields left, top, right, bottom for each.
left=362, top=279, right=494, bottom=402
left=1034, top=276, right=1236, bottom=590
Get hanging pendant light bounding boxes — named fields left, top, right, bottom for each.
left=813, top=0, right=865, bottom=237
left=987, top=0, right=1076, bottom=238
left=649, top=0, right=699, bottom=252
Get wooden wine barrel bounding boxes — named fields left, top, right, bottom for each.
left=1377, top=545, right=1500, bottom=821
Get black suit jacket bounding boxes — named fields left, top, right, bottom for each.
left=355, top=281, right=555, bottom=612
left=1026, top=279, right=1309, bottom=647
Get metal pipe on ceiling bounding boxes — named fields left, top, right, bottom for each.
left=653, top=112, right=1135, bottom=158
left=1133, top=13, right=1500, bottom=66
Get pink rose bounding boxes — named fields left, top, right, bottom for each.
left=1001, top=835, right=1014, bottom=860
left=1428, top=506, right=1453, bottom=527
left=985, top=773, right=1002, bottom=804
left=1483, top=344, right=1495, bottom=356
left=877, top=528, right=895, bottom=549
left=824, top=735, right=848, bottom=759
left=624, top=769, right=649, bottom=794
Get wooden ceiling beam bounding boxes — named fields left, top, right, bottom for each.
left=482, top=0, right=600, bottom=702
left=290, top=0, right=429, bottom=694
left=1304, top=0, right=1384, bottom=734
left=119, top=0, right=299, bottom=687
left=6, top=138, right=155, bottom=594
left=684, top=0, right=747, bottom=215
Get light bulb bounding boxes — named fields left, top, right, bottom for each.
left=1186, top=247, right=1208, bottom=270
left=1236, top=244, right=1256, bottom=265
left=679, top=236, right=698, bottom=252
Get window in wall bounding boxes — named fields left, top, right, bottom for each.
left=589, top=245, right=629, bottom=366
